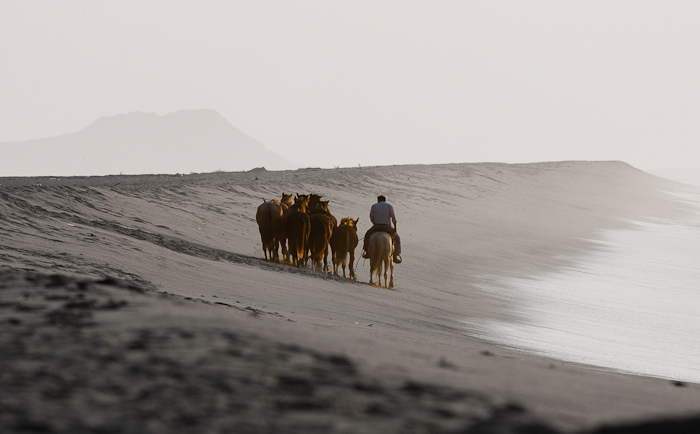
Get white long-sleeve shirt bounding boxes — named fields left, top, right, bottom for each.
left=369, top=201, right=397, bottom=226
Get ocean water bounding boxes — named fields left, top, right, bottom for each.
left=466, top=191, right=700, bottom=383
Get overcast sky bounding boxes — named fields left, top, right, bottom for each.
left=1, top=1, right=698, bottom=172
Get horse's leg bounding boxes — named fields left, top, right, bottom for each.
left=289, top=239, right=295, bottom=267
left=278, top=233, right=287, bottom=263
left=389, top=258, right=394, bottom=289
left=383, top=257, right=389, bottom=289
left=303, top=242, right=309, bottom=268
left=282, top=231, right=289, bottom=263
left=331, top=249, right=338, bottom=276
left=284, top=235, right=292, bottom=264
left=349, top=250, right=355, bottom=280
left=285, top=237, right=292, bottom=265
left=294, top=238, right=302, bottom=268
left=272, top=237, right=279, bottom=262
left=389, top=240, right=395, bottom=288
left=342, top=253, right=347, bottom=279
left=298, top=242, right=304, bottom=268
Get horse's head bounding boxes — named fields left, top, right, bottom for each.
left=280, top=192, right=293, bottom=207
left=340, top=217, right=359, bottom=230
left=292, top=195, right=307, bottom=213
left=308, top=194, right=322, bottom=210
left=295, top=193, right=310, bottom=206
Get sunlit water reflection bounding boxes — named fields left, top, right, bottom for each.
left=466, top=192, right=700, bottom=383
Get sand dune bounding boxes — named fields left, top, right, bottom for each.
left=1, top=161, right=700, bottom=433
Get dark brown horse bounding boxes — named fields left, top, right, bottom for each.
left=308, top=199, right=338, bottom=271
left=256, top=199, right=285, bottom=262
left=277, top=193, right=293, bottom=262
left=284, top=195, right=310, bottom=267
left=309, top=199, right=337, bottom=230
left=307, top=194, right=323, bottom=213
left=330, top=217, right=359, bottom=280
left=308, top=213, right=333, bottom=272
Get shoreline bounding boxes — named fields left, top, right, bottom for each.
left=465, top=202, right=700, bottom=385
left=1, top=161, right=700, bottom=432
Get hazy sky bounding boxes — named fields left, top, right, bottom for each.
left=2, top=1, right=699, bottom=171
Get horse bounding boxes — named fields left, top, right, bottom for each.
left=308, top=199, right=339, bottom=270
left=307, top=194, right=323, bottom=212
left=284, top=196, right=311, bottom=267
left=330, top=218, right=359, bottom=280
left=309, top=199, right=337, bottom=230
left=276, top=193, right=293, bottom=262
left=280, top=192, right=293, bottom=212
left=293, top=193, right=310, bottom=210
left=308, top=213, right=333, bottom=272
left=367, top=231, right=394, bottom=289
left=255, top=199, right=285, bottom=262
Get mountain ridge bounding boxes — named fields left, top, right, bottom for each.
left=0, top=110, right=293, bottom=176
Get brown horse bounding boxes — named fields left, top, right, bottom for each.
left=309, top=199, right=337, bottom=230
left=368, top=231, right=394, bottom=289
left=277, top=193, right=293, bottom=262
left=307, top=194, right=323, bottom=213
left=280, top=192, right=293, bottom=211
left=308, top=213, right=333, bottom=272
left=256, top=199, right=285, bottom=262
left=330, top=218, right=359, bottom=280
left=293, top=193, right=310, bottom=210
left=284, top=195, right=310, bottom=267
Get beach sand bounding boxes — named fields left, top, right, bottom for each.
left=1, top=161, right=700, bottom=433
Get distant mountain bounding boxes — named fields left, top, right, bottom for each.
left=0, top=110, right=294, bottom=176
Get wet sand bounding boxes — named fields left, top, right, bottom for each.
left=1, top=161, right=700, bottom=433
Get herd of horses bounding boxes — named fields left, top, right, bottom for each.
left=255, top=193, right=395, bottom=289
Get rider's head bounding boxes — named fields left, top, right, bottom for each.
left=377, top=195, right=386, bottom=202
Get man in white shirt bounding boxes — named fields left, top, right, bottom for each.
left=361, top=195, right=402, bottom=263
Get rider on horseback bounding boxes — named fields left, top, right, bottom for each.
left=361, top=195, right=402, bottom=264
